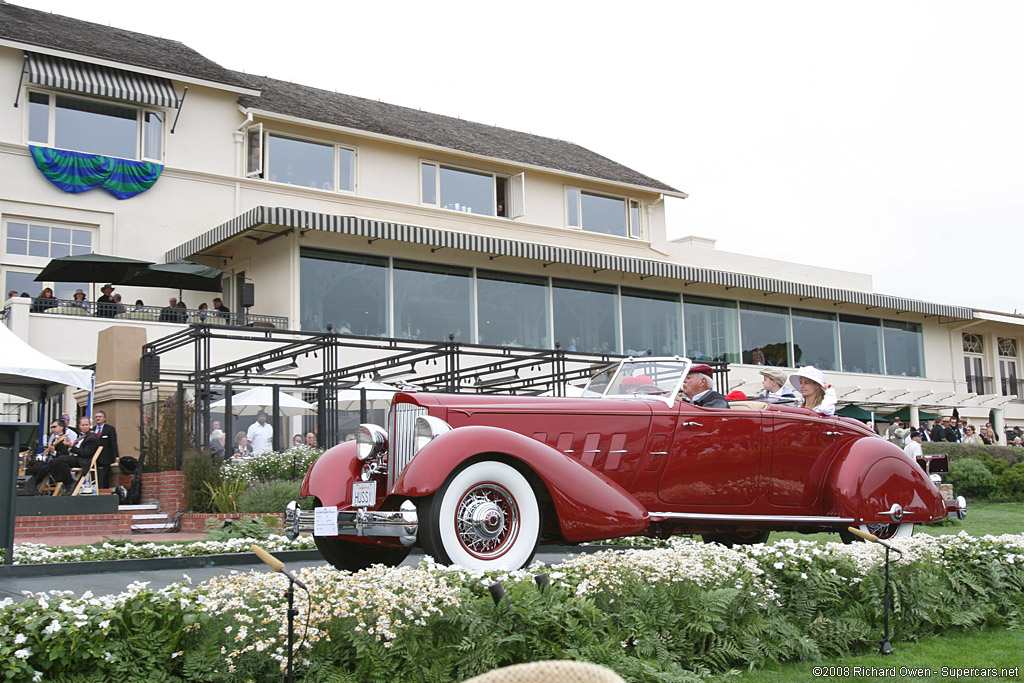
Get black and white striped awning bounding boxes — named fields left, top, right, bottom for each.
left=25, top=52, right=180, bottom=108
left=168, top=206, right=974, bottom=320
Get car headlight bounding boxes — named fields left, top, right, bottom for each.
left=414, top=415, right=452, bottom=455
left=356, top=424, right=388, bottom=461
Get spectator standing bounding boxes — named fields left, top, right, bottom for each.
left=886, top=417, right=909, bottom=446
left=213, top=297, right=230, bottom=320
left=962, top=426, right=982, bottom=445
left=930, top=418, right=948, bottom=442
left=92, top=410, right=119, bottom=488
left=159, top=297, right=178, bottom=322
left=246, top=411, right=274, bottom=454
left=209, top=421, right=226, bottom=456
left=903, top=430, right=924, bottom=458
left=943, top=417, right=960, bottom=443
left=32, top=287, right=56, bottom=313
left=96, top=284, right=117, bottom=317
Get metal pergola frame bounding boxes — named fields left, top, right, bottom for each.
left=139, top=325, right=730, bottom=470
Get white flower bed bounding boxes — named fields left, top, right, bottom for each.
left=11, top=534, right=317, bottom=565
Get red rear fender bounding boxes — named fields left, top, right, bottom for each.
left=392, top=425, right=649, bottom=542
left=824, top=439, right=946, bottom=524
left=300, top=441, right=360, bottom=507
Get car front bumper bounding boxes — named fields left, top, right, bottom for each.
left=284, top=499, right=418, bottom=545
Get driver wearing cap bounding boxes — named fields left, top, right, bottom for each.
left=682, top=364, right=730, bottom=409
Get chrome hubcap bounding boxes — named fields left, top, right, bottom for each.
left=455, top=484, right=518, bottom=559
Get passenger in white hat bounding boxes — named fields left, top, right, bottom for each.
left=789, top=366, right=837, bottom=416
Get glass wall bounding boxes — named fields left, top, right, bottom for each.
left=740, top=303, right=791, bottom=366
left=840, top=314, right=883, bottom=374
left=299, top=250, right=388, bottom=334
left=622, top=288, right=681, bottom=356
left=54, top=95, right=137, bottom=159
left=477, top=271, right=549, bottom=348
left=393, top=260, right=472, bottom=342
left=553, top=280, right=617, bottom=353
left=791, top=309, right=839, bottom=370
left=883, top=321, right=924, bottom=377
left=295, top=250, right=927, bottom=379
left=683, top=295, right=739, bottom=363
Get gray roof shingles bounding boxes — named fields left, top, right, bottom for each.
left=0, top=1, right=253, bottom=89
left=238, top=74, right=681, bottom=194
left=0, top=1, right=678, bottom=193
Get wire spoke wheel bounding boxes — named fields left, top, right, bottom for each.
left=454, top=483, right=520, bottom=559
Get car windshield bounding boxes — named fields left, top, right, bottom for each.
left=584, top=357, right=692, bottom=403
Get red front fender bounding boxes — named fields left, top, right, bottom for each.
left=824, top=438, right=947, bottom=525
left=392, top=425, right=649, bottom=542
left=299, top=441, right=360, bottom=507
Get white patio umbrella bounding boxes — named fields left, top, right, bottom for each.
left=337, top=381, right=401, bottom=412
left=210, top=386, right=316, bottom=417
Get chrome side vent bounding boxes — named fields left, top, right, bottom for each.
left=388, top=403, right=427, bottom=490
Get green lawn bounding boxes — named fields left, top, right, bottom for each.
left=770, top=501, right=1022, bottom=544
left=720, top=627, right=1024, bottom=682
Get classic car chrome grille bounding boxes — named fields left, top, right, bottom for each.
left=388, top=403, right=427, bottom=490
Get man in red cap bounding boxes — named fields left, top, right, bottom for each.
left=682, top=364, right=729, bottom=408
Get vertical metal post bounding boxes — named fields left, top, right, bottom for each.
left=2, top=431, right=19, bottom=566
left=359, top=387, right=367, bottom=425
left=272, top=385, right=281, bottom=452
left=224, top=383, right=233, bottom=459
left=175, top=381, right=184, bottom=470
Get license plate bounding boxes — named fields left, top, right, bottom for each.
left=352, top=481, right=377, bottom=508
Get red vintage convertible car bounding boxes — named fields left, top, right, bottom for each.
left=286, top=357, right=966, bottom=571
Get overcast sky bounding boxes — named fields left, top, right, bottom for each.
left=15, top=0, right=1024, bottom=314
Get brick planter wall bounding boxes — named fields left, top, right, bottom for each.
left=142, top=471, right=186, bottom=514
left=15, top=513, right=133, bottom=538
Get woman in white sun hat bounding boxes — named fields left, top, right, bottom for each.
left=789, top=366, right=837, bottom=416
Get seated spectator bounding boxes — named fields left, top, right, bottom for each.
left=31, top=287, right=57, bottom=312
left=96, top=284, right=117, bottom=317
left=134, top=299, right=146, bottom=310
left=232, top=432, right=253, bottom=458
left=788, top=367, right=837, bottom=416
left=197, top=302, right=209, bottom=321
left=209, top=421, right=225, bottom=456
left=757, top=368, right=797, bottom=400
left=305, top=432, right=317, bottom=448
left=213, top=297, right=230, bottom=319
left=112, top=293, right=126, bottom=315
left=159, top=297, right=179, bottom=322
left=293, top=433, right=303, bottom=447
left=71, top=289, right=90, bottom=312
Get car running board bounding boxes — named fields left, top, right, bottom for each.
left=648, top=512, right=856, bottom=524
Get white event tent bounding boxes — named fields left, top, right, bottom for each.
left=0, top=323, right=93, bottom=399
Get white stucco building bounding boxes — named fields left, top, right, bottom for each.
left=1, top=1, right=1021, bottom=445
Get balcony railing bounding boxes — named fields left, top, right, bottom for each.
left=27, top=297, right=287, bottom=328
left=965, top=374, right=993, bottom=395
left=1001, top=377, right=1024, bottom=403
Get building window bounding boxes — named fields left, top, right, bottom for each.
left=621, top=288, right=681, bottom=357
left=393, top=260, right=472, bottom=342
left=420, top=163, right=520, bottom=217
left=27, top=91, right=163, bottom=161
left=6, top=221, right=92, bottom=259
left=683, top=295, right=739, bottom=363
left=477, top=271, right=549, bottom=348
left=882, top=320, right=924, bottom=377
left=552, top=280, right=618, bottom=353
left=839, top=314, right=883, bottom=374
left=739, top=303, right=791, bottom=367
left=962, top=333, right=983, bottom=354
left=998, top=338, right=1019, bottom=399
left=299, top=250, right=388, bottom=335
left=247, top=128, right=356, bottom=192
left=565, top=189, right=641, bottom=238
left=791, top=309, right=838, bottom=371
left=998, top=338, right=1017, bottom=358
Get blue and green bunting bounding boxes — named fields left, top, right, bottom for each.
left=30, top=146, right=163, bottom=199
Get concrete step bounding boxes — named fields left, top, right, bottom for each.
left=131, top=513, right=169, bottom=522
left=119, top=503, right=158, bottom=512
left=131, top=522, right=177, bottom=532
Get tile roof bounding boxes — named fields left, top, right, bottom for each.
left=0, top=1, right=252, bottom=89
left=238, top=74, right=681, bottom=194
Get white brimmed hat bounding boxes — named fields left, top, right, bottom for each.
left=789, top=366, right=827, bottom=390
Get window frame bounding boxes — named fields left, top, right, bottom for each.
left=247, top=126, right=357, bottom=192
left=420, top=161, right=514, bottom=217
left=3, top=217, right=95, bottom=266
left=564, top=187, right=643, bottom=239
left=25, top=89, right=166, bottom=163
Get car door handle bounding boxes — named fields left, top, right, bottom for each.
left=608, top=449, right=628, bottom=454
left=582, top=449, right=601, bottom=453
left=681, top=422, right=703, bottom=427
left=825, top=431, right=842, bottom=436
left=649, top=451, right=668, bottom=455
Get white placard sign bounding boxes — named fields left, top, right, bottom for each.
left=313, top=506, right=338, bottom=536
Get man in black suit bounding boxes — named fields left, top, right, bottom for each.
left=47, top=417, right=101, bottom=494
left=681, top=364, right=730, bottom=409
left=930, top=417, right=948, bottom=442
left=93, top=410, right=119, bottom=488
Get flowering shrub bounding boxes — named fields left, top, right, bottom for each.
left=2, top=533, right=1023, bottom=681
left=221, top=445, right=323, bottom=483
